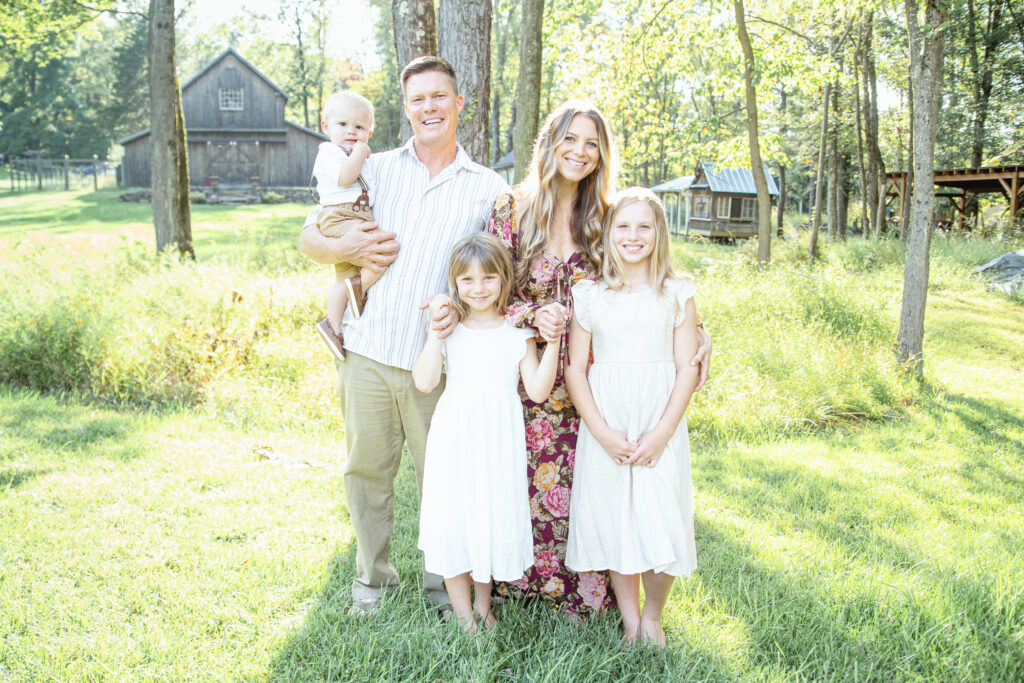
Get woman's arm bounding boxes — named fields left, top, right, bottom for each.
left=520, top=338, right=559, bottom=403
left=564, top=317, right=636, bottom=465
left=627, top=297, right=700, bottom=467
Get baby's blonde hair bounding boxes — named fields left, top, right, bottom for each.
left=602, top=187, right=680, bottom=296
left=447, top=233, right=513, bottom=320
left=322, top=91, right=375, bottom=128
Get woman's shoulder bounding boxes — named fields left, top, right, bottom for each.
left=492, top=191, right=517, bottom=219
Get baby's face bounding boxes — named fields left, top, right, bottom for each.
left=322, top=103, right=373, bottom=150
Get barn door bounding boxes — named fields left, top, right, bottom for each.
left=207, top=141, right=259, bottom=185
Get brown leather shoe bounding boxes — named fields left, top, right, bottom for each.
left=344, top=277, right=364, bottom=319
left=315, top=318, right=345, bottom=362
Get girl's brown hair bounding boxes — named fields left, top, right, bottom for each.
left=447, top=232, right=514, bottom=319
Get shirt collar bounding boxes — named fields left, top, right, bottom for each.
left=400, top=137, right=482, bottom=174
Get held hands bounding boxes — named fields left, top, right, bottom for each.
left=597, top=425, right=670, bottom=468
left=420, top=294, right=458, bottom=339
left=535, top=303, right=568, bottom=345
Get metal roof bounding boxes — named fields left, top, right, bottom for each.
left=493, top=150, right=514, bottom=170
left=650, top=176, right=694, bottom=193
left=698, top=162, right=779, bottom=196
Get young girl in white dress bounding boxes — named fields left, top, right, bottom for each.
left=564, top=188, right=701, bottom=647
left=413, top=232, right=560, bottom=631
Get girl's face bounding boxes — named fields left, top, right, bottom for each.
left=456, top=261, right=504, bottom=314
left=610, top=201, right=657, bottom=267
left=553, top=114, right=600, bottom=184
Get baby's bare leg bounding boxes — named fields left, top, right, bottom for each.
left=326, top=282, right=349, bottom=334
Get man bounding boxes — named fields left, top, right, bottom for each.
left=299, top=56, right=508, bottom=616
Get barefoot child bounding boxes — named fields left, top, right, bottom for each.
left=564, top=188, right=701, bottom=647
left=413, top=232, right=559, bottom=631
left=312, top=91, right=385, bottom=361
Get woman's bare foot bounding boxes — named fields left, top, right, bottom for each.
left=474, top=610, right=498, bottom=631
left=639, top=619, right=666, bottom=648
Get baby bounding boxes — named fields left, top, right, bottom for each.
left=312, top=91, right=384, bottom=361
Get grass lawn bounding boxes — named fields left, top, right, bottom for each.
left=1, top=188, right=1022, bottom=681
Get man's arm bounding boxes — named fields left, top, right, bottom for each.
left=298, top=216, right=399, bottom=272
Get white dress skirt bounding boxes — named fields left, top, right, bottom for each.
left=565, top=279, right=698, bottom=577
left=418, top=322, right=536, bottom=583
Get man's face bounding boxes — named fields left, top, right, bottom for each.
left=403, top=70, right=463, bottom=147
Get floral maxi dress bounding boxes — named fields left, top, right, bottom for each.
left=487, top=192, right=615, bottom=616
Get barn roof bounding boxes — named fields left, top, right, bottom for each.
left=694, top=162, right=779, bottom=196
left=286, top=120, right=328, bottom=140
left=181, top=46, right=289, bottom=100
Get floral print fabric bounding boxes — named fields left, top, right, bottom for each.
left=488, top=192, right=615, bottom=616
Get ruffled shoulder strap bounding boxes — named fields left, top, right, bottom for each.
left=667, top=277, right=697, bottom=327
left=570, top=279, right=599, bottom=332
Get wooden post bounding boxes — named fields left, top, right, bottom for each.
left=92, top=155, right=99, bottom=191
left=1012, top=168, right=1020, bottom=220
left=64, top=155, right=70, bottom=190
left=36, top=156, right=42, bottom=191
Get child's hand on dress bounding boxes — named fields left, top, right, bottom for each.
left=626, top=426, right=671, bottom=468
left=595, top=426, right=636, bottom=465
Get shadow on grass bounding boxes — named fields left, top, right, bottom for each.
left=0, top=388, right=150, bottom=490
left=694, top=518, right=1024, bottom=680
left=266, top=456, right=735, bottom=682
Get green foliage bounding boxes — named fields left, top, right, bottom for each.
left=260, top=190, right=284, bottom=204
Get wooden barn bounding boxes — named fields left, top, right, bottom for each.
left=684, top=162, right=779, bottom=238
left=119, top=47, right=326, bottom=188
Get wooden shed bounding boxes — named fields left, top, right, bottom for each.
left=685, top=162, right=779, bottom=238
left=119, top=47, right=326, bottom=188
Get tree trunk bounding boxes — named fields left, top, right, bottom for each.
left=810, top=81, right=831, bottom=260
left=854, top=35, right=869, bottom=239
left=513, top=0, right=544, bottom=184
left=734, top=0, right=771, bottom=265
left=438, top=0, right=490, bottom=165
left=896, top=0, right=946, bottom=377
left=827, top=76, right=840, bottom=240
left=901, top=79, right=914, bottom=241
left=862, top=12, right=885, bottom=239
left=392, top=0, right=437, bottom=141
left=777, top=87, right=787, bottom=237
left=967, top=0, right=1003, bottom=168
left=148, top=0, right=193, bottom=258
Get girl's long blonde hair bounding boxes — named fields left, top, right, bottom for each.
left=513, top=101, right=616, bottom=291
left=447, top=232, right=514, bottom=320
left=602, top=187, right=683, bottom=297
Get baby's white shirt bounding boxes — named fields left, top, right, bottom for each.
left=313, top=141, right=368, bottom=206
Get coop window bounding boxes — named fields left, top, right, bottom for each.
left=741, top=198, right=755, bottom=219
left=219, top=88, right=244, bottom=111
left=716, top=196, right=731, bottom=219
left=693, top=196, right=710, bottom=218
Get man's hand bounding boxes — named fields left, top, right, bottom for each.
left=691, top=326, right=712, bottom=391
left=299, top=220, right=398, bottom=272
left=419, top=294, right=459, bottom=339
left=535, top=303, right=567, bottom=344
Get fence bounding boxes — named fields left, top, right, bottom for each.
left=5, top=155, right=117, bottom=193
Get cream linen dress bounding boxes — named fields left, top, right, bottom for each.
left=565, top=279, right=698, bottom=577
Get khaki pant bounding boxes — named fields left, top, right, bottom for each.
left=316, top=203, right=383, bottom=290
left=338, top=351, right=448, bottom=605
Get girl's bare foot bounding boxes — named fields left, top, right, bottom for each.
left=474, top=610, right=497, bottom=631
left=639, top=619, right=666, bottom=648
left=620, top=620, right=641, bottom=647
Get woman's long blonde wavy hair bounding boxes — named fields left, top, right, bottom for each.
left=601, top=187, right=682, bottom=297
left=512, top=101, right=616, bottom=291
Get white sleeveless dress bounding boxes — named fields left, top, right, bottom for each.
left=418, top=322, right=536, bottom=582
left=565, top=279, right=698, bottom=577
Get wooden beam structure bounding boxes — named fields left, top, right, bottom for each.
left=884, top=165, right=1024, bottom=226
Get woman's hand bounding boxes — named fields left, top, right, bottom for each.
left=691, top=326, right=712, bottom=391
left=626, top=426, right=672, bottom=468
left=419, top=294, right=459, bottom=339
left=595, top=426, right=636, bottom=465
left=535, top=303, right=567, bottom=344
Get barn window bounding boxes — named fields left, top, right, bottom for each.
left=219, top=88, right=244, bottom=111
left=693, top=196, right=710, bottom=218
left=741, top=197, right=755, bottom=219
left=716, top=196, right=731, bottom=219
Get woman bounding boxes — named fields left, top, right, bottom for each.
left=487, top=101, right=619, bottom=617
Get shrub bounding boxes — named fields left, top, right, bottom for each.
left=260, top=191, right=284, bottom=204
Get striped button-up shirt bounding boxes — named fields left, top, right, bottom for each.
left=338, top=138, right=508, bottom=371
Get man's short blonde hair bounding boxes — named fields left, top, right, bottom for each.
left=322, top=91, right=375, bottom=128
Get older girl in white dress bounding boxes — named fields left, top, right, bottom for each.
left=564, top=188, right=700, bottom=647
left=413, top=233, right=560, bottom=632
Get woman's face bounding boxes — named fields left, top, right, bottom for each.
left=553, top=114, right=601, bottom=185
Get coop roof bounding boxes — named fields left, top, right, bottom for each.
left=694, top=162, right=779, bottom=196
left=650, top=176, right=694, bottom=193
